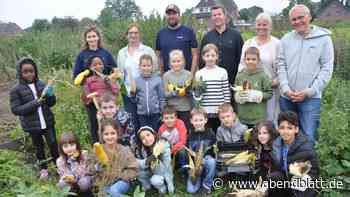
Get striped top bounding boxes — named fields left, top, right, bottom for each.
left=195, top=65, right=231, bottom=115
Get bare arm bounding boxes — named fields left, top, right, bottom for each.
left=190, top=48, right=198, bottom=78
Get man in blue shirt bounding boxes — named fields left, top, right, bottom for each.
left=156, top=4, right=198, bottom=77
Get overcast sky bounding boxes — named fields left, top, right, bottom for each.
left=0, top=0, right=295, bottom=28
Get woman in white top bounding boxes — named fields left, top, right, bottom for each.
left=238, top=13, right=280, bottom=124
left=117, top=23, right=158, bottom=130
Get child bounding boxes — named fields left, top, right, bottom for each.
left=186, top=107, right=216, bottom=195
left=195, top=44, right=231, bottom=132
left=94, top=118, right=138, bottom=197
left=81, top=55, right=119, bottom=143
left=249, top=120, right=278, bottom=178
left=98, top=92, right=135, bottom=148
left=135, top=126, right=174, bottom=194
left=132, top=54, right=165, bottom=130
left=163, top=49, right=192, bottom=129
left=270, top=111, right=319, bottom=197
left=158, top=105, right=188, bottom=171
left=10, top=57, right=59, bottom=180
left=234, top=47, right=272, bottom=128
left=216, top=103, right=248, bottom=144
left=56, top=132, right=93, bottom=196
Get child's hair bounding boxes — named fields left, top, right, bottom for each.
left=278, top=111, right=299, bottom=127
left=162, top=104, right=177, bottom=116
left=58, top=132, right=82, bottom=161
left=126, top=22, right=140, bottom=35
left=18, top=58, right=38, bottom=81
left=169, top=49, right=185, bottom=67
left=218, top=103, right=235, bottom=115
left=190, top=107, right=208, bottom=119
left=250, top=120, right=278, bottom=147
left=139, top=54, right=153, bottom=65
left=202, top=43, right=218, bottom=56
left=99, top=117, right=120, bottom=143
left=82, top=26, right=103, bottom=50
left=244, top=46, right=260, bottom=60
left=99, top=92, right=117, bottom=106
left=87, top=55, right=104, bottom=69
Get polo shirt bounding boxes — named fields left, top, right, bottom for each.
left=156, top=25, right=198, bottom=72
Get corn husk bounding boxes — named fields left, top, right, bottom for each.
left=225, top=151, right=256, bottom=165
left=289, top=161, right=312, bottom=177
left=62, top=175, right=75, bottom=183
left=150, top=141, right=167, bottom=170
left=74, top=69, right=90, bottom=86
left=184, top=142, right=205, bottom=183
left=228, top=176, right=265, bottom=197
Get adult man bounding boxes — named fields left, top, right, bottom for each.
left=200, top=5, right=244, bottom=84
left=156, top=4, right=198, bottom=77
left=277, top=4, right=334, bottom=145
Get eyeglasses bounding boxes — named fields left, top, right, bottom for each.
left=290, top=15, right=305, bottom=22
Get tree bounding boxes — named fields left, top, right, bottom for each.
left=51, top=16, right=79, bottom=31
left=98, top=0, right=142, bottom=26
left=31, top=19, right=50, bottom=32
left=239, top=6, right=264, bottom=21
left=282, top=0, right=316, bottom=18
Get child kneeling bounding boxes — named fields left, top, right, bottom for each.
left=135, top=126, right=174, bottom=194
left=270, top=111, right=319, bottom=197
left=186, top=107, right=216, bottom=195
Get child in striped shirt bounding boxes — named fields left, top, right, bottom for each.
left=195, top=44, right=231, bottom=131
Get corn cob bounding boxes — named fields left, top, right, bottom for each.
left=225, top=151, right=256, bottom=165
left=94, top=143, right=109, bottom=165
left=74, top=69, right=90, bottom=86
left=63, top=175, right=75, bottom=183
left=39, top=79, right=54, bottom=101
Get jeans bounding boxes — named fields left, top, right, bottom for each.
left=177, top=111, right=192, bottom=132
left=138, top=170, right=167, bottom=193
left=123, top=95, right=140, bottom=131
left=174, top=148, right=188, bottom=169
left=279, top=97, right=321, bottom=145
left=138, top=113, right=161, bottom=131
left=104, top=180, right=130, bottom=197
left=29, top=127, right=59, bottom=169
left=267, top=89, right=280, bottom=126
left=187, top=156, right=216, bottom=193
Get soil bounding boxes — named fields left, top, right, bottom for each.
left=0, top=81, right=17, bottom=143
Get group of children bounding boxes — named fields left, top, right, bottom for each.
left=9, top=39, right=318, bottom=197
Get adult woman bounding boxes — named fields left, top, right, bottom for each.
left=73, top=26, right=116, bottom=79
left=238, top=13, right=280, bottom=124
left=117, top=23, right=158, bottom=131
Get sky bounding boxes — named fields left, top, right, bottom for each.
left=0, top=0, right=294, bottom=29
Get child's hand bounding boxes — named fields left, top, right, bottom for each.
left=170, top=90, right=179, bottom=97
left=234, top=91, right=249, bottom=104
left=145, top=155, right=158, bottom=167
left=96, top=111, right=103, bottom=121
left=45, top=86, right=54, bottom=97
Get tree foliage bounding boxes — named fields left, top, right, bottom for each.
left=282, top=0, right=316, bottom=18
left=31, top=19, right=50, bottom=32
left=98, top=0, right=142, bottom=26
left=239, top=6, right=264, bottom=21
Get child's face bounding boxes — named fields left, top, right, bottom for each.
left=139, top=130, right=155, bottom=147
left=202, top=49, right=218, bottom=67
left=101, top=101, right=117, bottom=118
left=163, top=113, right=177, bottom=129
left=244, top=54, right=259, bottom=72
left=21, top=63, right=35, bottom=83
left=139, top=59, right=153, bottom=77
left=62, top=142, right=77, bottom=156
left=86, top=31, right=99, bottom=49
left=170, top=54, right=184, bottom=72
left=258, top=126, right=271, bottom=145
left=219, top=111, right=236, bottom=128
left=190, top=113, right=208, bottom=131
left=278, top=121, right=299, bottom=145
left=102, top=125, right=118, bottom=146
left=90, top=57, right=104, bottom=73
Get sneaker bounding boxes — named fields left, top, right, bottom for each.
left=39, top=169, right=49, bottom=181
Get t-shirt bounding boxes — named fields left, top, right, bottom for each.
left=28, top=83, right=46, bottom=129
left=161, top=128, right=180, bottom=146
left=156, top=25, right=198, bottom=72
